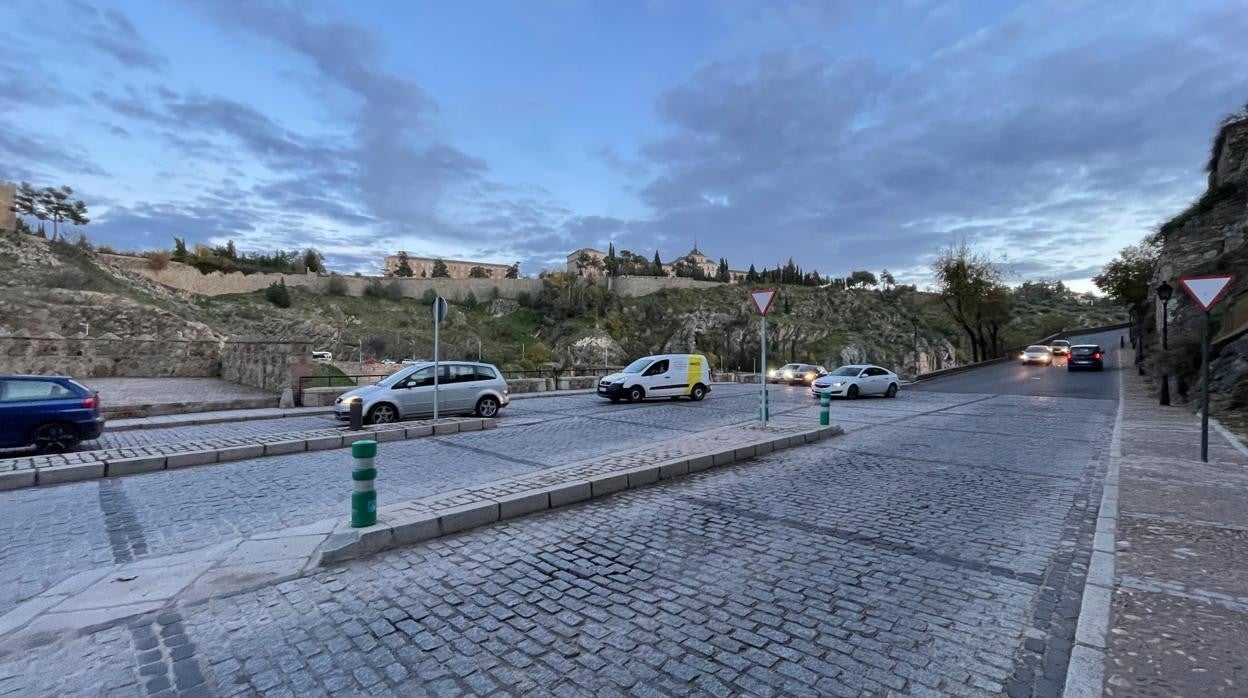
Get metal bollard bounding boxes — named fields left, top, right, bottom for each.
left=1120, top=335, right=1125, bottom=348
left=349, top=400, right=363, bottom=431
left=351, top=440, right=378, bottom=528
left=819, top=392, right=830, bottom=426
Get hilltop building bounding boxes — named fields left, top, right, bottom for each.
left=383, top=252, right=511, bottom=279
left=567, top=245, right=749, bottom=282
left=0, top=181, right=15, bottom=232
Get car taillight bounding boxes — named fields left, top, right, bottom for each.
left=82, top=395, right=98, bottom=409
left=1094, top=353, right=1102, bottom=360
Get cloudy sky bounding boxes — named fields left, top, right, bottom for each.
left=2, top=0, right=1245, bottom=288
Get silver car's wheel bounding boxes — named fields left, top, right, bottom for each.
left=475, top=396, right=499, bottom=418
left=368, top=403, right=398, bottom=424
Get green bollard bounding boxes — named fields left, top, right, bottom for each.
left=351, top=440, right=378, bottom=528
left=819, top=391, right=830, bottom=426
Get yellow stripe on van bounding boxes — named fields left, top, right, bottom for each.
left=686, top=355, right=702, bottom=395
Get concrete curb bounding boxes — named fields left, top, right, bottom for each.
left=1063, top=349, right=1125, bottom=698
left=105, top=407, right=335, bottom=433
left=1210, top=417, right=1248, bottom=459
left=314, top=422, right=844, bottom=566
left=0, top=417, right=496, bottom=492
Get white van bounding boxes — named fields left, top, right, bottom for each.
left=597, top=354, right=711, bottom=403
left=312, top=351, right=333, bottom=363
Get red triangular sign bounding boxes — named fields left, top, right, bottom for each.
left=1178, top=275, right=1235, bottom=311
left=749, top=289, right=777, bottom=316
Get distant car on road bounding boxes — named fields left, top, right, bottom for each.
left=811, top=365, right=899, bottom=399
left=0, top=376, right=105, bottom=453
left=597, top=354, right=711, bottom=403
left=1020, top=345, right=1053, bottom=365
left=335, top=361, right=509, bottom=423
left=312, top=350, right=333, bottom=363
left=381, top=358, right=397, bottom=365
left=1067, top=345, right=1105, bottom=371
left=770, top=363, right=827, bottom=385
left=1049, top=340, right=1071, bottom=356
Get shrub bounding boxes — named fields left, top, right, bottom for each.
left=146, top=251, right=171, bottom=271
left=266, top=279, right=292, bottom=308
left=363, top=279, right=385, bottom=299
left=325, top=275, right=348, bottom=296
left=97, top=244, right=115, bottom=255
left=464, top=291, right=478, bottom=308
left=384, top=280, right=404, bottom=302
left=421, top=289, right=438, bottom=306
left=45, top=267, right=93, bottom=290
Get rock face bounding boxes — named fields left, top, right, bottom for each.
left=1150, top=112, right=1248, bottom=408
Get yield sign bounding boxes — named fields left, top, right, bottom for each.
left=749, top=289, right=778, bottom=316
left=1178, top=275, right=1235, bottom=311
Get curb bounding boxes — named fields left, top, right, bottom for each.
left=1210, top=417, right=1248, bottom=459
left=1063, top=346, right=1124, bottom=697
left=0, top=418, right=496, bottom=492
left=315, top=422, right=844, bottom=566
left=105, top=407, right=335, bottom=433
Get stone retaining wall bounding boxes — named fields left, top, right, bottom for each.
left=220, top=340, right=311, bottom=393
left=0, top=336, right=220, bottom=378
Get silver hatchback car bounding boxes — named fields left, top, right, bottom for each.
left=334, top=361, right=510, bottom=424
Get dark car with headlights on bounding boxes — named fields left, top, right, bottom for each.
left=0, top=376, right=105, bottom=453
left=1067, top=345, right=1105, bottom=371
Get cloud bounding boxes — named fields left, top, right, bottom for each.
left=67, top=0, right=167, bottom=70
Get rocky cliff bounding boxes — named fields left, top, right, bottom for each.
left=1150, top=110, right=1248, bottom=410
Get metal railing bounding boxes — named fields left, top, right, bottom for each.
left=500, top=366, right=617, bottom=381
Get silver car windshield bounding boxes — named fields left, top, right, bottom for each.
left=378, top=365, right=423, bottom=387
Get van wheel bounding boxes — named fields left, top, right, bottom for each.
left=885, top=383, right=898, bottom=398
left=690, top=384, right=707, bottom=401
left=475, top=396, right=500, bottom=418
left=368, top=403, right=398, bottom=424
left=627, top=386, right=644, bottom=402
left=32, top=423, right=80, bottom=454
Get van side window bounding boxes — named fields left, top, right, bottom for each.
left=475, top=366, right=498, bottom=381
left=404, top=367, right=434, bottom=388
left=450, top=365, right=477, bottom=383
left=643, top=360, right=669, bottom=376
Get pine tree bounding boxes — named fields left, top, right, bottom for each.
left=746, top=264, right=758, bottom=282
left=505, top=262, right=520, bottom=279
left=393, top=251, right=414, bottom=277
left=173, top=237, right=188, bottom=261
left=652, top=251, right=664, bottom=276
left=716, top=258, right=730, bottom=283
left=604, top=243, right=618, bottom=277
left=431, top=259, right=450, bottom=278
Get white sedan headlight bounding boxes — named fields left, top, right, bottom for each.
left=832, top=381, right=844, bottom=387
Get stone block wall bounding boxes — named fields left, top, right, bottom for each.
left=0, top=336, right=219, bottom=378
left=0, top=182, right=15, bottom=232
left=220, top=340, right=312, bottom=393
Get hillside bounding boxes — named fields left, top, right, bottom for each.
left=0, top=231, right=1124, bottom=377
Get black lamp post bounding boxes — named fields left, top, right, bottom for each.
left=1157, top=281, right=1173, bottom=405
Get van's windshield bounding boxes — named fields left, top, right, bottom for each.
left=622, top=358, right=652, bottom=374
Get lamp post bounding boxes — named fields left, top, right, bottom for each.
left=1157, top=281, right=1173, bottom=405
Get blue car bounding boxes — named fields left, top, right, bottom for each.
left=0, top=376, right=105, bottom=453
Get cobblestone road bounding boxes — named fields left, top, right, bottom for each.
left=0, top=380, right=1115, bottom=696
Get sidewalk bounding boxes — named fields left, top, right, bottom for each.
left=1101, top=367, right=1248, bottom=694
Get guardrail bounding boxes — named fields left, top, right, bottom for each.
left=912, top=322, right=1131, bottom=382
left=500, top=366, right=617, bottom=381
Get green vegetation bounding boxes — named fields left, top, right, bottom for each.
left=8, top=182, right=90, bottom=240
left=1093, top=236, right=1160, bottom=307
left=265, top=279, right=292, bottom=308
left=309, top=363, right=357, bottom=388
left=1158, top=181, right=1246, bottom=238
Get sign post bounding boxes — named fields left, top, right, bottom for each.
left=748, top=289, right=778, bottom=422
left=432, top=296, right=449, bottom=421
left=1177, top=274, right=1235, bottom=463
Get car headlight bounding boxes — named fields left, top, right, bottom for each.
left=341, top=396, right=361, bottom=404
left=832, top=381, right=844, bottom=387
left=611, top=378, right=625, bottom=385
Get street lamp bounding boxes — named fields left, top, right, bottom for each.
left=1157, top=281, right=1173, bottom=406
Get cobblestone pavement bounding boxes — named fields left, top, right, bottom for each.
left=1102, top=366, right=1248, bottom=696
left=0, top=384, right=1115, bottom=696
left=87, top=415, right=338, bottom=450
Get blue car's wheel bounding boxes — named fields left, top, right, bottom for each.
left=32, top=423, right=80, bottom=454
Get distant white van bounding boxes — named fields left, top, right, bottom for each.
left=312, top=351, right=333, bottom=363
left=597, top=354, right=711, bottom=403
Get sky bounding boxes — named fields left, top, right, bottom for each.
left=2, top=0, right=1245, bottom=290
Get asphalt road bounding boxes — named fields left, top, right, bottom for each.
left=909, top=329, right=1127, bottom=400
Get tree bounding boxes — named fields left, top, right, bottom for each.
left=716, top=258, right=730, bottom=283
left=325, top=275, right=348, bottom=296
left=265, top=279, right=292, bottom=308
left=1093, top=238, right=1159, bottom=306
left=39, top=186, right=89, bottom=240
left=932, top=241, right=1007, bottom=362
left=746, top=264, right=759, bottom=282
left=604, top=243, right=619, bottom=277
left=10, top=182, right=46, bottom=230
left=880, top=269, right=896, bottom=289
left=384, top=280, right=404, bottom=301
left=469, top=265, right=492, bottom=279
left=303, top=248, right=324, bottom=273
left=847, top=270, right=878, bottom=288
left=393, top=251, right=413, bottom=277
left=172, top=237, right=188, bottom=261
left=431, top=259, right=450, bottom=278
left=146, top=251, right=171, bottom=272
left=652, top=251, right=665, bottom=276
left=224, top=240, right=238, bottom=261
left=505, top=262, right=520, bottom=279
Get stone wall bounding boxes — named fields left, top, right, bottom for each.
left=220, top=340, right=312, bottom=393
left=0, top=182, right=15, bottom=232
left=0, top=336, right=220, bottom=378
left=612, top=276, right=724, bottom=296
left=102, top=254, right=543, bottom=302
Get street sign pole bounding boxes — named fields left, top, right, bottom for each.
left=760, top=315, right=768, bottom=422
left=1177, top=274, right=1235, bottom=464
left=432, top=296, right=448, bottom=421
left=1201, top=310, right=1210, bottom=462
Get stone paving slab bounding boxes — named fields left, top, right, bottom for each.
left=0, top=414, right=840, bottom=650
left=316, top=416, right=843, bottom=565
left=106, top=405, right=334, bottom=432
left=0, top=417, right=495, bottom=491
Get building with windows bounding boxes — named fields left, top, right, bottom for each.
left=383, top=252, right=511, bottom=279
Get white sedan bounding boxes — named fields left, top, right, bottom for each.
left=811, top=365, right=900, bottom=399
